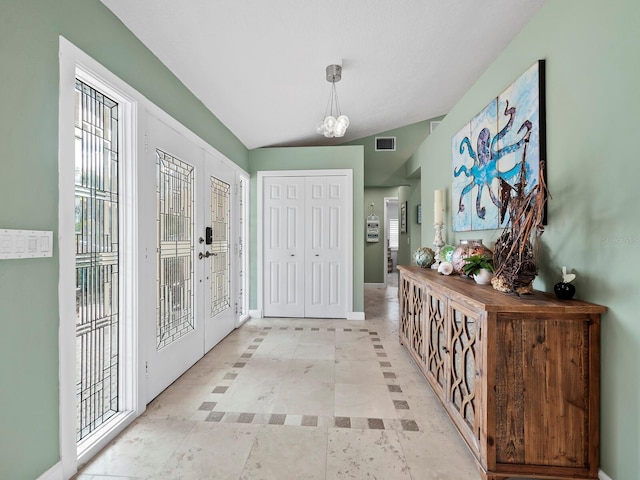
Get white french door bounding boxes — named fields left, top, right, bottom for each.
left=144, top=115, right=236, bottom=401
left=202, top=151, right=235, bottom=351
left=263, top=176, right=305, bottom=317
left=305, top=175, right=348, bottom=318
left=261, top=172, right=352, bottom=319
left=145, top=115, right=203, bottom=401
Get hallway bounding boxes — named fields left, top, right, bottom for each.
left=75, top=278, right=480, bottom=479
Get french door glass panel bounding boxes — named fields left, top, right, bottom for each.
left=156, top=149, right=195, bottom=349
left=209, top=176, right=230, bottom=317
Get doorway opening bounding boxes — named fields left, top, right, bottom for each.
left=384, top=198, right=399, bottom=287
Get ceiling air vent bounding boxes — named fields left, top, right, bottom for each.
left=375, top=137, right=396, bottom=151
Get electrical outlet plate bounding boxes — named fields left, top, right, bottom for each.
left=0, top=229, right=53, bottom=260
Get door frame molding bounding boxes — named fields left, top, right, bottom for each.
left=257, top=169, right=354, bottom=319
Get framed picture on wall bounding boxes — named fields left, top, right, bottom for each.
left=400, top=201, right=407, bottom=233
left=417, top=204, right=422, bottom=224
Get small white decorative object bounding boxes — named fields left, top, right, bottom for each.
left=562, top=266, right=576, bottom=283
left=437, top=261, right=454, bottom=275
left=554, top=266, right=577, bottom=300
left=473, top=268, right=494, bottom=285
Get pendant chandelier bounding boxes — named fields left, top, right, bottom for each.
left=316, top=64, right=350, bottom=138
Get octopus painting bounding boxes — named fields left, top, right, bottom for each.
left=452, top=60, right=545, bottom=232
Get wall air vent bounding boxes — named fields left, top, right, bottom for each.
left=375, top=137, right=396, bottom=152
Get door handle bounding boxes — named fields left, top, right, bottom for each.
left=290, top=254, right=295, bottom=257
left=315, top=254, right=319, bottom=257
left=198, top=251, right=213, bottom=259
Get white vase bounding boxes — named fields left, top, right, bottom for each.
left=473, top=268, right=494, bottom=285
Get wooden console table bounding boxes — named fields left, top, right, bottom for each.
left=398, top=266, right=606, bottom=480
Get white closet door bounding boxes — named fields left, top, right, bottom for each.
left=263, top=176, right=305, bottom=317
left=305, top=176, right=348, bottom=318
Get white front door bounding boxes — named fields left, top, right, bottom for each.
left=144, top=116, right=238, bottom=401
left=145, top=115, right=204, bottom=401
left=305, top=176, right=348, bottom=318
left=201, top=151, right=235, bottom=351
left=263, top=176, right=305, bottom=317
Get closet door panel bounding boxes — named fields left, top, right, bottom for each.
left=304, top=176, right=347, bottom=318
left=263, top=177, right=305, bottom=317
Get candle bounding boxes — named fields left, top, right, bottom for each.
left=434, top=189, right=443, bottom=224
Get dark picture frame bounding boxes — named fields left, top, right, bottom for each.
left=400, top=201, right=407, bottom=233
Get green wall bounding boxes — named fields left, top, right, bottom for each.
left=0, top=1, right=247, bottom=478
left=406, top=178, right=423, bottom=261
left=344, top=117, right=442, bottom=187
left=248, top=146, right=365, bottom=313
left=413, top=0, right=639, bottom=477
left=396, top=185, right=413, bottom=267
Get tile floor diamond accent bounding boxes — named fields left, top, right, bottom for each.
left=302, top=415, right=318, bottom=426
left=368, top=417, right=385, bottom=429
left=335, top=416, right=351, bottom=428
left=269, top=414, right=286, bottom=425
left=198, top=401, right=216, bottom=411
left=205, top=411, right=224, bottom=422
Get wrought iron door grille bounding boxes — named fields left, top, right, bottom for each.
left=74, top=79, right=120, bottom=441
left=156, top=149, right=195, bottom=349
left=210, top=176, right=230, bottom=317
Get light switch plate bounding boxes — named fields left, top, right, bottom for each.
left=0, top=229, right=53, bottom=260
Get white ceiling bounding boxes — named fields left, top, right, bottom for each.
left=101, top=0, right=546, bottom=150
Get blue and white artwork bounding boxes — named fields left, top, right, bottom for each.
left=452, top=61, right=545, bottom=232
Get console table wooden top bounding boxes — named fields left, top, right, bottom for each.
left=397, top=265, right=607, bottom=315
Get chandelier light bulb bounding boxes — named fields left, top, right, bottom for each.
left=324, top=115, right=336, bottom=130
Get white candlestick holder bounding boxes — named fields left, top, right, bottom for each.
left=431, top=222, right=445, bottom=269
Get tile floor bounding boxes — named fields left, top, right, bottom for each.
left=74, top=276, right=484, bottom=480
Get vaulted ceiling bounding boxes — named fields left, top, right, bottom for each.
left=101, top=0, right=546, bottom=150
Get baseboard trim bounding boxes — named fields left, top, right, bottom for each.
left=37, top=461, right=63, bottom=480
left=249, top=309, right=263, bottom=318
left=364, top=283, right=385, bottom=288
left=346, top=311, right=365, bottom=321
left=599, top=469, right=613, bottom=480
